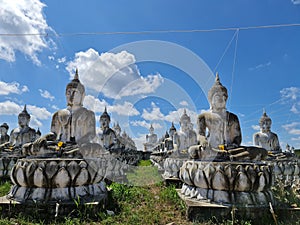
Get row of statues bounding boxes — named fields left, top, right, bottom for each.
left=0, top=70, right=136, bottom=157
left=0, top=70, right=286, bottom=161
left=147, top=74, right=283, bottom=161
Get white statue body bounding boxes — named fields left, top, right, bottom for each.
left=253, top=112, right=281, bottom=152
left=98, top=108, right=116, bottom=149
left=9, top=106, right=36, bottom=149
left=174, top=110, right=197, bottom=151
left=146, top=124, right=157, bottom=144
left=51, top=72, right=96, bottom=144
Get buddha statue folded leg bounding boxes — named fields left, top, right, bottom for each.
left=228, top=146, right=268, bottom=161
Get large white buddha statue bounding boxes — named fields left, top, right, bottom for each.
left=253, top=110, right=281, bottom=152
left=188, top=73, right=267, bottom=161
left=51, top=69, right=96, bottom=144
left=24, top=69, right=98, bottom=156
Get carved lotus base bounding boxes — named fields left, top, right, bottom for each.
left=0, top=154, right=19, bottom=177
left=181, top=183, right=274, bottom=206
left=272, top=158, right=300, bottom=187
left=8, top=158, right=107, bottom=203
left=163, top=158, right=186, bottom=179
left=179, top=160, right=274, bottom=206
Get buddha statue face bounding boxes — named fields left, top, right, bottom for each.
left=0, top=127, right=7, bottom=135
left=66, top=87, right=83, bottom=107
left=18, top=114, right=29, bottom=128
left=260, top=118, right=271, bottom=133
left=100, top=117, right=110, bottom=129
left=211, top=92, right=227, bottom=112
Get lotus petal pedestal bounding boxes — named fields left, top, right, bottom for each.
left=8, top=158, right=107, bottom=204
left=179, top=161, right=274, bottom=207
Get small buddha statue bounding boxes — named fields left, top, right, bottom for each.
left=253, top=110, right=281, bottom=153
left=188, top=73, right=267, bottom=161
left=98, top=107, right=117, bottom=150
left=0, top=123, right=9, bottom=145
left=173, top=110, right=197, bottom=151
left=146, top=124, right=158, bottom=144
left=1, top=106, right=36, bottom=152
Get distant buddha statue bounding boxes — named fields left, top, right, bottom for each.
left=173, top=109, right=197, bottom=151
left=146, top=124, right=158, bottom=144
left=8, top=106, right=37, bottom=151
left=24, top=69, right=98, bottom=156
left=0, top=123, right=9, bottom=145
left=253, top=110, right=281, bottom=152
left=98, top=107, right=117, bottom=150
left=189, top=74, right=267, bottom=161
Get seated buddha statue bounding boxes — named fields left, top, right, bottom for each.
left=188, top=74, right=267, bottom=161
left=23, top=69, right=100, bottom=157
left=253, top=110, right=281, bottom=153
left=98, top=107, right=117, bottom=150
left=0, top=106, right=36, bottom=153
left=0, top=123, right=10, bottom=145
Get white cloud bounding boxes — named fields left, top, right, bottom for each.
left=180, top=101, right=189, bottom=106
left=280, top=87, right=300, bottom=101
left=109, top=102, right=140, bottom=116
left=83, top=95, right=108, bottom=113
left=84, top=95, right=139, bottom=117
left=291, top=0, right=300, bottom=4
left=66, top=48, right=163, bottom=99
left=249, top=61, right=271, bottom=71
left=0, top=81, right=29, bottom=95
left=39, top=89, right=55, bottom=101
left=251, top=125, right=260, bottom=131
left=58, top=57, right=66, bottom=63
left=280, top=87, right=300, bottom=113
left=0, top=0, right=53, bottom=64
left=282, top=122, right=300, bottom=136
left=142, top=102, right=165, bottom=121
left=27, top=105, right=52, bottom=120
left=0, top=100, right=22, bottom=115
left=130, top=120, right=162, bottom=129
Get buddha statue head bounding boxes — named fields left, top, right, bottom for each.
left=259, top=110, right=272, bottom=133
left=208, top=73, right=228, bottom=112
left=66, top=69, right=85, bottom=107
left=100, top=107, right=111, bottom=129
left=169, top=122, right=176, bottom=138
left=18, top=105, right=31, bottom=128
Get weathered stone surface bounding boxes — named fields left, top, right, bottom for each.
left=179, top=160, right=274, bottom=206
left=8, top=158, right=108, bottom=203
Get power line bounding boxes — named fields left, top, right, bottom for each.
left=1, top=23, right=300, bottom=37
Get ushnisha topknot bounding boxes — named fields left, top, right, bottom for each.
left=18, top=105, right=31, bottom=119
left=66, top=68, right=85, bottom=95
left=100, top=106, right=111, bottom=122
left=208, top=73, right=228, bottom=104
left=259, top=109, right=272, bottom=126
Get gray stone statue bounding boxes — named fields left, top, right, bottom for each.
left=24, top=69, right=98, bottom=156
left=0, top=123, right=9, bottom=145
left=173, top=110, right=197, bottom=151
left=253, top=110, right=281, bottom=152
left=51, top=69, right=96, bottom=144
left=2, top=106, right=36, bottom=152
left=188, top=73, right=267, bottom=161
left=98, top=107, right=117, bottom=150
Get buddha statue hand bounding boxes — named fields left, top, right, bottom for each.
left=198, top=135, right=209, bottom=149
left=188, top=145, right=202, bottom=159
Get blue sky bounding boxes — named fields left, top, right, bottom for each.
left=0, top=0, right=300, bottom=150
